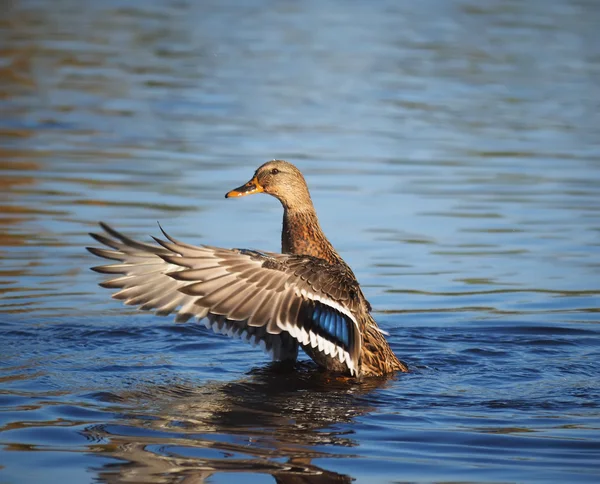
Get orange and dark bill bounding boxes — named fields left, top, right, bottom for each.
left=225, top=176, right=264, bottom=198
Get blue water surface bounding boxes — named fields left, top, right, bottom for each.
left=1, top=0, right=599, bottom=482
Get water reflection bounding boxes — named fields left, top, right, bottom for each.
left=85, top=365, right=391, bottom=483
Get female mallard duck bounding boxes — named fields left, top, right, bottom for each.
left=88, top=160, right=408, bottom=377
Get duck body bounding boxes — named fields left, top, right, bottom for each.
left=88, top=160, right=408, bottom=378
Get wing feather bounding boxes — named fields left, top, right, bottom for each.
left=88, top=223, right=365, bottom=375
left=247, top=290, right=277, bottom=327
left=168, top=266, right=226, bottom=281
left=180, top=273, right=238, bottom=296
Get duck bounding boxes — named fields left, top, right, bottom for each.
left=87, top=160, right=408, bottom=378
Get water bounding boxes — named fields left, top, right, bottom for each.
left=1, top=0, right=600, bottom=482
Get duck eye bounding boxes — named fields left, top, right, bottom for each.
left=270, top=168, right=279, bottom=175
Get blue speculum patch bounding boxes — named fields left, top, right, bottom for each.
left=312, top=303, right=350, bottom=348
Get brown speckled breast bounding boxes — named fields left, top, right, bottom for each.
left=280, top=208, right=408, bottom=377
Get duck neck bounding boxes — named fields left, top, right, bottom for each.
left=281, top=206, right=343, bottom=265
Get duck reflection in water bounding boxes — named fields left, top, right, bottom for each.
left=85, top=363, right=395, bottom=483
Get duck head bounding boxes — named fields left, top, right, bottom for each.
left=225, top=160, right=312, bottom=210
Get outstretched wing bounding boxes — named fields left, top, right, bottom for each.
left=87, top=223, right=363, bottom=375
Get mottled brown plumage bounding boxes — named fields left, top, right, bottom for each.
left=88, top=160, right=408, bottom=378
left=282, top=210, right=342, bottom=265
